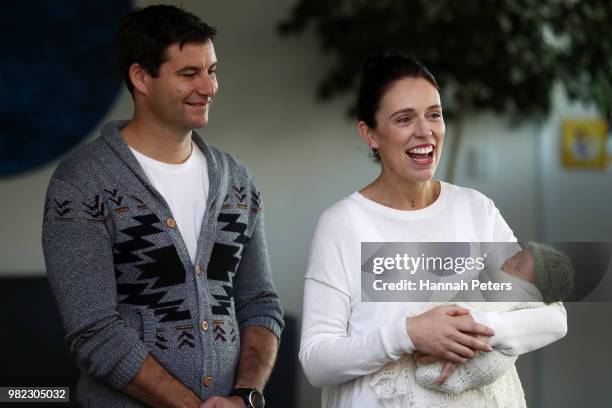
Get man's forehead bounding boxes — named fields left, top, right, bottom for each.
left=164, top=40, right=217, bottom=66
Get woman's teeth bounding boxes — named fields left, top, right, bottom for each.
left=406, top=144, right=434, bottom=163
left=407, top=145, right=433, bottom=154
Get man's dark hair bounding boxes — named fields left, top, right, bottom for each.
left=357, top=54, right=439, bottom=161
left=117, top=5, right=217, bottom=95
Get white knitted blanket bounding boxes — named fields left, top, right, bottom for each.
left=370, top=269, right=544, bottom=408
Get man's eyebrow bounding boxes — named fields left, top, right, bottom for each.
left=176, top=63, right=217, bottom=73
left=176, top=66, right=200, bottom=73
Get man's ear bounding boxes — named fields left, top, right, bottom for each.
left=128, top=63, right=150, bottom=95
left=357, top=121, right=379, bottom=150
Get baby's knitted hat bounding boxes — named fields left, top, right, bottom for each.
left=527, top=242, right=575, bottom=303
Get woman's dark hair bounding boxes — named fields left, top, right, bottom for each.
left=117, top=5, right=217, bottom=96
left=357, top=54, right=439, bottom=161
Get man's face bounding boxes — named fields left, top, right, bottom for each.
left=144, top=40, right=218, bottom=132
left=501, top=249, right=536, bottom=283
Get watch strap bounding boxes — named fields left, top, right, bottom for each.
left=228, top=388, right=264, bottom=408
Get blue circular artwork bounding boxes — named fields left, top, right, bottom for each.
left=0, top=0, right=133, bottom=177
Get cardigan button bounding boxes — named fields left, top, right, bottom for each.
left=203, top=376, right=213, bottom=387
left=200, top=320, right=209, bottom=332
left=195, top=264, right=202, bottom=275
left=166, top=217, right=176, bottom=228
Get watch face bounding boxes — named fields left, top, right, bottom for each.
left=248, top=390, right=265, bottom=408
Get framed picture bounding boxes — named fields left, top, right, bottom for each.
left=608, top=126, right=612, bottom=164
left=562, top=119, right=608, bottom=169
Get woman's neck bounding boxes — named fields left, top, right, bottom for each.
left=359, top=174, right=440, bottom=211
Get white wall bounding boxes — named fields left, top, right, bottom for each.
left=529, top=84, right=612, bottom=408
left=1, top=1, right=610, bottom=407
left=539, top=85, right=612, bottom=241
left=446, top=115, right=540, bottom=240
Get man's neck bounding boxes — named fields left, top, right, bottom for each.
left=121, top=114, right=193, bottom=164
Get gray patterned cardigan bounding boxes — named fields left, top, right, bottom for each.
left=42, top=120, right=284, bottom=407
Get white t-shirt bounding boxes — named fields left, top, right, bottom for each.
left=299, top=181, right=567, bottom=408
left=130, top=142, right=208, bottom=264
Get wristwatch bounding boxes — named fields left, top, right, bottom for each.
left=228, top=388, right=265, bottom=408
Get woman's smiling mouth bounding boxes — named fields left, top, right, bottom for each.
left=406, top=143, right=434, bottom=165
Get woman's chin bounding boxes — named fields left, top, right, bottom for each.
left=381, top=157, right=439, bottom=183
left=403, top=166, right=437, bottom=183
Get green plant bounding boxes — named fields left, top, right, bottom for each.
left=552, top=1, right=612, bottom=121
left=278, top=0, right=611, bottom=181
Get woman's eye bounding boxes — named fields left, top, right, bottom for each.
left=429, top=112, right=442, bottom=119
left=397, top=117, right=411, bottom=124
left=182, top=73, right=196, bottom=77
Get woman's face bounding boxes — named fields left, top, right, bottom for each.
left=368, top=77, right=445, bottom=183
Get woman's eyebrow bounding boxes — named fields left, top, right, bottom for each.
left=389, top=108, right=415, bottom=119
left=389, top=105, right=442, bottom=119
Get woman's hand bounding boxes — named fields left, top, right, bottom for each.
left=435, top=361, right=457, bottom=385
left=406, top=305, right=494, bottom=363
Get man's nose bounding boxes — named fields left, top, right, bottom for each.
left=197, top=74, right=217, bottom=97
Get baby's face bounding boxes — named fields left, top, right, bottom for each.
left=501, top=249, right=536, bottom=283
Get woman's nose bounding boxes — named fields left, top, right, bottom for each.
left=415, top=117, right=432, bottom=137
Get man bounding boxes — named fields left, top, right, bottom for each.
left=42, top=5, right=283, bottom=408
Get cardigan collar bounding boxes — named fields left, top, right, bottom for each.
left=100, top=120, right=222, bottom=210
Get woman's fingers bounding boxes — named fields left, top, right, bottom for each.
left=438, top=304, right=470, bottom=316
left=447, top=341, right=476, bottom=359
left=416, top=354, right=440, bottom=365
left=407, top=307, right=494, bottom=359
left=454, top=331, right=493, bottom=352
left=442, top=350, right=467, bottom=364
left=435, top=361, right=456, bottom=385
left=452, top=314, right=495, bottom=337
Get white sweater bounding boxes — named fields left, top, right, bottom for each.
left=299, top=182, right=567, bottom=408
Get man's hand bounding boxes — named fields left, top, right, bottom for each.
left=199, top=326, right=277, bottom=408
left=123, top=354, right=203, bottom=408
left=200, top=396, right=245, bottom=408
left=406, top=305, right=494, bottom=363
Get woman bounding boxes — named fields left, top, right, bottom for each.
left=299, top=55, right=567, bottom=407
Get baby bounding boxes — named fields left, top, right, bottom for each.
left=499, top=242, right=574, bottom=303
left=371, top=242, right=575, bottom=402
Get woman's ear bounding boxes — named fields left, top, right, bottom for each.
left=357, top=121, right=379, bottom=150
left=128, top=63, right=150, bottom=96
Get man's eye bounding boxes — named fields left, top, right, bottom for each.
left=429, top=112, right=442, bottom=119
left=209, top=70, right=217, bottom=75
left=397, top=117, right=411, bottom=124
left=182, top=73, right=196, bottom=77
